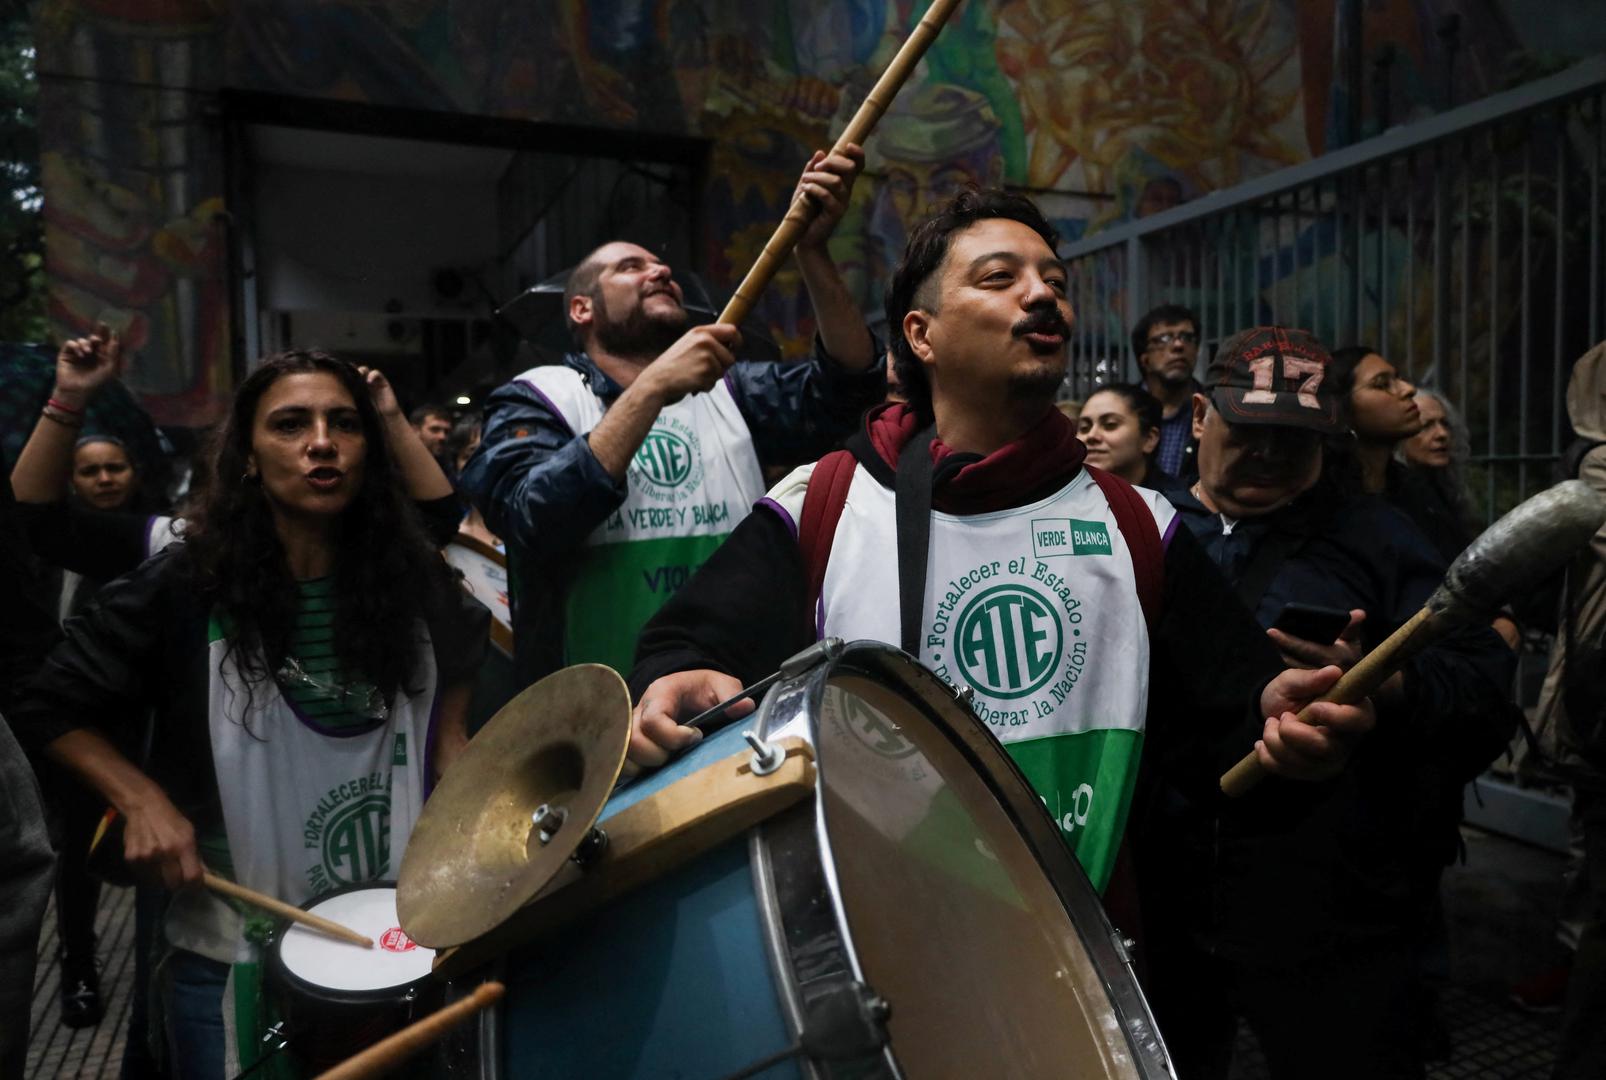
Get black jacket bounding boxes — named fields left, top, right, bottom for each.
left=1157, top=485, right=1518, bottom=961
left=462, top=343, right=885, bottom=686
left=13, top=496, right=464, bottom=582
left=8, top=545, right=489, bottom=834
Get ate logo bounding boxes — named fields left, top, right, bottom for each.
left=954, top=584, right=1064, bottom=700
left=321, top=795, right=390, bottom=886
left=634, top=430, right=694, bottom=488
left=838, top=690, right=916, bottom=759
left=380, top=926, right=417, bottom=953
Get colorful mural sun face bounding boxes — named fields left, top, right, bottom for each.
left=997, top=0, right=1305, bottom=194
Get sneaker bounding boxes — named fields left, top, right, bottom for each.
left=1508, top=963, right=1571, bottom=1014
left=58, top=953, right=105, bottom=1029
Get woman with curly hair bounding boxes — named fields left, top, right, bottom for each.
left=10, top=349, right=487, bottom=1078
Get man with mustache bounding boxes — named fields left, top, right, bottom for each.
left=462, top=146, right=883, bottom=685
left=626, top=190, right=1374, bottom=919
left=1142, top=328, right=1518, bottom=1078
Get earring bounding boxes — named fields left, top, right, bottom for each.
left=242, top=467, right=258, bottom=483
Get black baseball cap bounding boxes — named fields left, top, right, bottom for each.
left=1205, top=326, right=1346, bottom=434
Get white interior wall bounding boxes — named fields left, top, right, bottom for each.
left=254, top=164, right=499, bottom=317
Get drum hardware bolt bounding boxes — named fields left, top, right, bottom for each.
left=531, top=803, right=568, bottom=844
left=1109, top=930, right=1138, bottom=965
left=866, top=994, right=891, bottom=1023
left=743, top=731, right=785, bottom=776
left=957, top=685, right=976, bottom=706
left=570, top=827, right=609, bottom=867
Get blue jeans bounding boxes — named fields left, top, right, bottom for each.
left=163, top=949, right=228, bottom=1080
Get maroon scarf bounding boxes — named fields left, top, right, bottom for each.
left=863, top=402, right=1087, bottom=515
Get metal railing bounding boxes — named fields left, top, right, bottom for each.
left=1062, top=56, right=1606, bottom=521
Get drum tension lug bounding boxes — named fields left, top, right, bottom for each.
left=780, top=636, right=845, bottom=677
left=1110, top=929, right=1139, bottom=966
left=798, top=978, right=892, bottom=1061
left=570, top=827, right=609, bottom=868
left=743, top=731, right=785, bottom=776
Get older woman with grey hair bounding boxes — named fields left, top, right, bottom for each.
left=1397, top=386, right=1478, bottom=558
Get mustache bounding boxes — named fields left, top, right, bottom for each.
left=1012, top=307, right=1071, bottom=339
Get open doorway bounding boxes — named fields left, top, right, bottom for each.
left=225, top=96, right=708, bottom=412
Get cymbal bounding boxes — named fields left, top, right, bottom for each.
left=397, top=664, right=631, bottom=948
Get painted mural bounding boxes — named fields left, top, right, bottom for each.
left=32, top=0, right=1606, bottom=424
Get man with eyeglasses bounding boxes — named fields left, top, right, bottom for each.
left=1130, top=303, right=1204, bottom=479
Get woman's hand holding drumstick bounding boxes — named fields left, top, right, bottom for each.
left=202, top=873, right=374, bottom=949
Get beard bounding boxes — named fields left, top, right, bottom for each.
left=1007, top=363, right=1066, bottom=406
left=591, top=292, right=689, bottom=358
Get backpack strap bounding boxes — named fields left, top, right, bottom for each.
left=797, top=449, right=858, bottom=632
left=895, top=427, right=939, bottom=655
left=1087, top=466, right=1164, bottom=632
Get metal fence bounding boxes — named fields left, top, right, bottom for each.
left=1062, top=56, right=1606, bottom=521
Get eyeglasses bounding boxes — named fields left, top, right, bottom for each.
left=1146, top=330, right=1199, bottom=349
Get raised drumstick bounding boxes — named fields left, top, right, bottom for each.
left=203, top=872, right=374, bottom=949
left=1221, top=480, right=1606, bottom=797
left=312, top=982, right=506, bottom=1080
left=717, top=0, right=964, bottom=328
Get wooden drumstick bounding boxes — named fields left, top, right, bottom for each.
left=203, top=872, right=374, bottom=949
left=717, top=0, right=965, bottom=328
left=1220, top=480, right=1606, bottom=797
left=312, top=982, right=506, bottom=1080
left=1219, top=607, right=1442, bottom=798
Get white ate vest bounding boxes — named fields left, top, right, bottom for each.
left=770, top=462, right=1175, bottom=891
left=166, top=619, right=436, bottom=964
left=517, top=365, right=765, bottom=673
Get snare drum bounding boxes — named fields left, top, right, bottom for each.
left=266, top=883, right=442, bottom=1075
left=482, top=641, right=1172, bottom=1078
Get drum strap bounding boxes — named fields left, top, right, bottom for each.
left=894, top=426, right=938, bottom=655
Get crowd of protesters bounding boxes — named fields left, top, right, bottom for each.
left=0, top=177, right=1602, bottom=1080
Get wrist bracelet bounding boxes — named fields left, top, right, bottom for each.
left=47, top=396, right=85, bottom=416
left=41, top=406, right=84, bottom=429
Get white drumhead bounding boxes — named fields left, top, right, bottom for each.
left=278, top=886, right=436, bottom=992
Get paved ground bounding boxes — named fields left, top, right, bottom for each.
left=26, top=885, right=134, bottom=1079
left=27, top=827, right=1572, bottom=1078
left=1229, top=826, right=1566, bottom=1080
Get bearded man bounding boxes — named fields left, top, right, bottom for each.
left=463, top=146, right=884, bottom=684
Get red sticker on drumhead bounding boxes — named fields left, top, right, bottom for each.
left=380, top=927, right=417, bottom=952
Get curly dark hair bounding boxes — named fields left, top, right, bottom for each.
left=183, top=350, right=456, bottom=706
left=885, top=188, right=1062, bottom=423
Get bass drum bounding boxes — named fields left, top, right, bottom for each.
left=482, top=641, right=1171, bottom=1078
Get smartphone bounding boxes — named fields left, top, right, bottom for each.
left=1271, top=601, right=1351, bottom=644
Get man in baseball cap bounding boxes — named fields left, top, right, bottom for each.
left=1145, top=326, right=1518, bottom=1078
left=1189, top=326, right=1347, bottom=523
